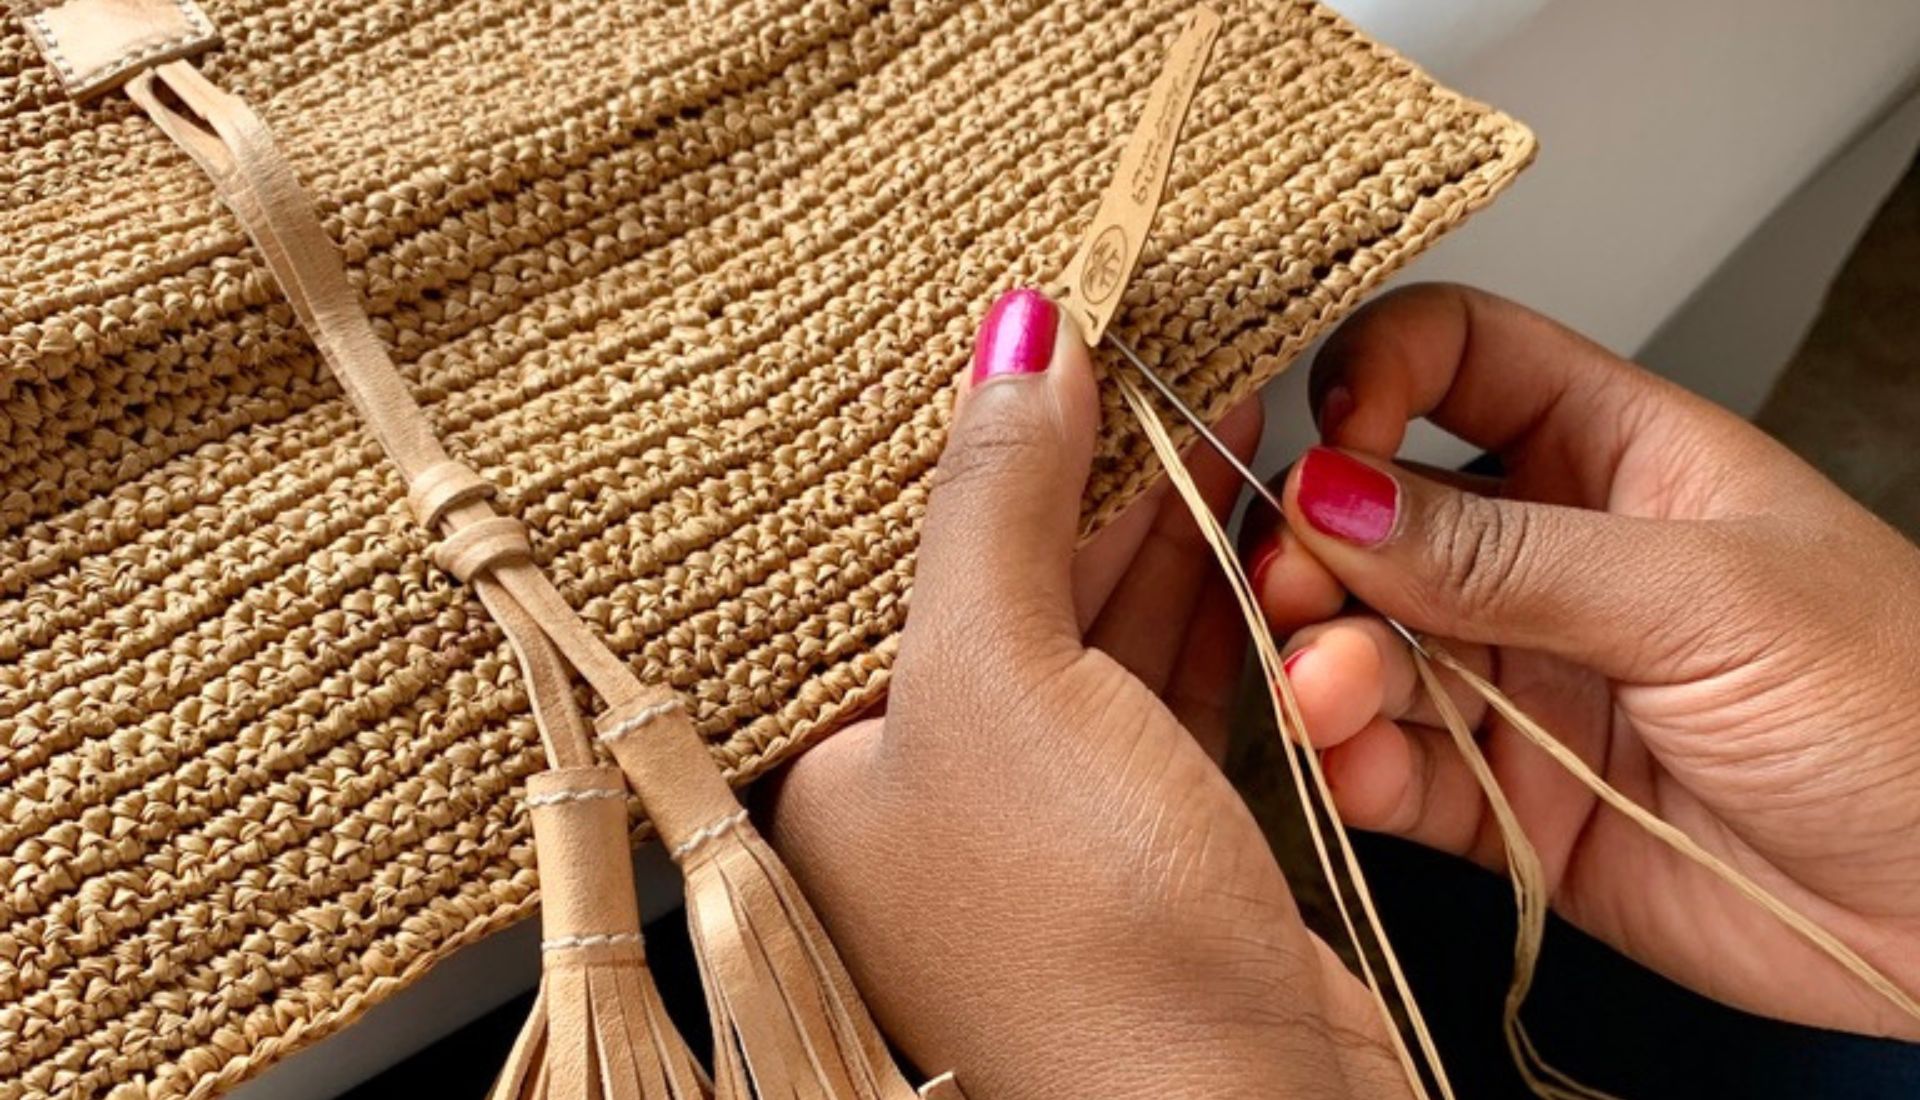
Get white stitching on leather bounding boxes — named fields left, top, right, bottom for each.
left=670, top=809, right=748, bottom=861
left=598, top=696, right=684, bottom=743
left=542, top=932, right=643, bottom=952
left=31, top=0, right=217, bottom=94
left=524, top=787, right=626, bottom=807
left=175, top=0, right=213, bottom=37
left=29, top=11, right=76, bottom=83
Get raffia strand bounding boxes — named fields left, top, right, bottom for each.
left=1426, top=648, right=1920, bottom=1027
left=1118, top=368, right=1920, bottom=1098
left=1115, top=372, right=1454, bottom=1100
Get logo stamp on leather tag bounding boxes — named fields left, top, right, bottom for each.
left=1054, top=5, right=1220, bottom=342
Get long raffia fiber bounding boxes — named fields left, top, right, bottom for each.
left=0, top=1, right=1533, bottom=1096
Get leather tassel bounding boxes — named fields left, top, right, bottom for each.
left=598, top=693, right=925, bottom=1100
left=492, top=767, right=710, bottom=1100
left=117, top=40, right=952, bottom=1100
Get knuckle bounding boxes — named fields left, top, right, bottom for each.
left=928, top=411, right=1052, bottom=503
left=1432, top=491, right=1534, bottom=618
left=891, top=591, right=1077, bottom=735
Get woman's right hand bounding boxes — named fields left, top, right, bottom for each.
left=1248, top=284, right=1920, bottom=1039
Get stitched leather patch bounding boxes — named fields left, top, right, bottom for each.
left=19, top=0, right=217, bottom=99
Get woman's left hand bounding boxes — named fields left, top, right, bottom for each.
left=762, top=288, right=1403, bottom=1100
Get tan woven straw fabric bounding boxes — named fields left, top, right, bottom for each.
left=0, top=1, right=1533, bottom=1096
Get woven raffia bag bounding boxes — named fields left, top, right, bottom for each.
left=0, top=1, right=1536, bottom=1097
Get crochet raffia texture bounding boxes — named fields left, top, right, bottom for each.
left=0, top=0, right=1532, bottom=1096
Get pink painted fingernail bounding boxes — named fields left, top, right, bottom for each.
left=1283, top=647, right=1311, bottom=677
left=971, top=288, right=1059, bottom=385
left=1319, top=385, right=1355, bottom=439
left=1297, top=447, right=1398, bottom=548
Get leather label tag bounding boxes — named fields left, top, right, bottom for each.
left=19, top=0, right=219, bottom=100
left=1054, top=5, right=1221, bottom=342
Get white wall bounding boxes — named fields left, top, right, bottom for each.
left=1255, top=0, right=1920, bottom=473
left=1342, top=0, right=1920, bottom=352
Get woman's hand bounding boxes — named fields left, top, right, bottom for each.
left=1249, top=283, right=1920, bottom=1040
left=764, top=290, right=1409, bottom=1100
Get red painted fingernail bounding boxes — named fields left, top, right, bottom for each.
left=971, top=288, right=1058, bottom=385
left=1297, top=447, right=1398, bottom=547
left=1318, top=384, right=1355, bottom=439
left=1282, top=647, right=1310, bottom=677
left=1250, top=538, right=1283, bottom=594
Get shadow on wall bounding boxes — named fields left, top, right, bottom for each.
left=1756, top=155, right=1920, bottom=539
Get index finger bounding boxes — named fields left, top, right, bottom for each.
left=1309, top=284, right=1662, bottom=508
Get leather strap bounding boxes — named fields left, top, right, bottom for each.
left=121, top=57, right=736, bottom=828
left=30, top=20, right=973, bottom=1097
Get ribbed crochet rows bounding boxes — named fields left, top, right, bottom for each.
left=0, top=0, right=1532, bottom=1096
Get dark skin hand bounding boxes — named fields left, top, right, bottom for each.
left=762, top=284, right=1920, bottom=1099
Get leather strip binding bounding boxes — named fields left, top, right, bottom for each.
left=17, top=4, right=963, bottom=1096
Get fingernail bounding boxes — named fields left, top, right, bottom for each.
left=1282, top=647, right=1310, bottom=677
left=1250, top=538, right=1282, bottom=595
left=972, top=288, right=1059, bottom=385
left=1297, top=446, right=1397, bottom=547
left=1318, top=385, right=1355, bottom=439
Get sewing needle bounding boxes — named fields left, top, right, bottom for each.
left=1103, top=330, right=1431, bottom=659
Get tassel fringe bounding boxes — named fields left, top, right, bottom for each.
left=684, top=817, right=915, bottom=1100
left=492, top=767, right=709, bottom=1100
left=600, top=696, right=923, bottom=1100
left=491, top=956, right=708, bottom=1100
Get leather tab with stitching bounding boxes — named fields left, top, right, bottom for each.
left=18, top=0, right=218, bottom=100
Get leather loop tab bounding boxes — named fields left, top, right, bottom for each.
left=408, top=459, right=496, bottom=530
left=597, top=690, right=740, bottom=855
left=20, top=0, right=218, bottom=100
left=526, top=767, right=645, bottom=965
left=434, top=515, right=532, bottom=582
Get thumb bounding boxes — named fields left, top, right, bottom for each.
left=1282, top=446, right=1727, bottom=680
left=911, top=288, right=1098, bottom=665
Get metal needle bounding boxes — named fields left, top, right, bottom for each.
left=1104, top=332, right=1284, bottom=515
left=1103, top=330, right=1431, bottom=658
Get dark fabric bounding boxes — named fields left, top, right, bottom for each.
left=1358, top=832, right=1920, bottom=1099
left=342, top=914, right=712, bottom=1099
left=348, top=841, right=1920, bottom=1098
